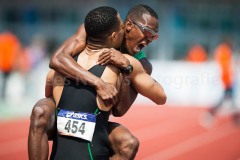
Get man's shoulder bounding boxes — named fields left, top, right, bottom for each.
left=123, top=54, right=139, bottom=64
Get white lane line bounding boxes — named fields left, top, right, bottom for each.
left=143, top=123, right=238, bottom=160
left=0, top=138, right=27, bottom=156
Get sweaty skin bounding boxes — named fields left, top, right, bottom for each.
left=49, top=25, right=162, bottom=116
left=48, top=54, right=162, bottom=112
left=52, top=52, right=120, bottom=111
left=48, top=53, right=165, bottom=109
left=50, top=25, right=119, bottom=107
left=47, top=52, right=165, bottom=159
left=29, top=9, right=166, bottom=160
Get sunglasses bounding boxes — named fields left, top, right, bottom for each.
left=130, top=20, right=159, bottom=41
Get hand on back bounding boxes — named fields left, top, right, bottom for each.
left=98, top=48, right=130, bottom=68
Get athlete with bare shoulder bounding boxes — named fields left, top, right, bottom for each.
left=28, top=4, right=166, bottom=160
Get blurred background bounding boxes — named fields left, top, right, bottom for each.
left=0, top=0, right=240, bottom=159
left=1, top=0, right=240, bottom=116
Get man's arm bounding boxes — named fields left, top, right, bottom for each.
left=45, top=70, right=55, bottom=98
left=128, top=55, right=166, bottom=104
left=49, top=24, right=118, bottom=106
left=97, top=49, right=155, bottom=116
left=49, top=24, right=96, bottom=86
left=111, top=75, right=137, bottom=117
left=111, top=58, right=152, bottom=117
left=112, top=55, right=166, bottom=116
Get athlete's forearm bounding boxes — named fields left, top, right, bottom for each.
left=49, top=24, right=118, bottom=106
left=49, top=33, right=102, bottom=88
left=50, top=52, right=101, bottom=87
left=112, top=75, right=138, bottom=117
left=111, top=57, right=153, bottom=116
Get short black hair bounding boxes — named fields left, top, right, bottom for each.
left=126, top=4, right=158, bottom=21
left=84, top=6, right=120, bottom=39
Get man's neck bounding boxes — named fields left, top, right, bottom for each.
left=120, top=38, right=129, bottom=54
left=87, top=38, right=109, bottom=50
left=120, top=44, right=128, bottom=54
left=85, top=42, right=108, bottom=58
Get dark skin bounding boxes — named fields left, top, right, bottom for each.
left=50, top=26, right=118, bottom=107
left=49, top=17, right=162, bottom=160
left=50, top=25, right=153, bottom=116
left=28, top=13, right=164, bottom=160
left=108, top=58, right=152, bottom=116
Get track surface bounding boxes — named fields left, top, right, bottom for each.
left=0, top=105, right=240, bottom=160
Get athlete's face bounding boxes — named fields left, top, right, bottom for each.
left=124, top=13, right=159, bottom=55
left=108, top=14, right=125, bottom=49
left=113, top=14, right=125, bottom=49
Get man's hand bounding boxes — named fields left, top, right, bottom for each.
left=95, top=79, right=118, bottom=107
left=98, top=48, right=130, bottom=68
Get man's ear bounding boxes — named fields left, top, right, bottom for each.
left=125, top=19, right=133, bottom=32
left=111, top=32, right=116, bottom=41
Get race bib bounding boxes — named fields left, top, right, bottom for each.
left=57, top=109, right=96, bottom=142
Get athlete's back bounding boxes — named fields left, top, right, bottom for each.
left=50, top=6, right=124, bottom=159
left=50, top=48, right=119, bottom=160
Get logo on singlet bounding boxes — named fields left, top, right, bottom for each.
left=65, top=111, right=88, bottom=119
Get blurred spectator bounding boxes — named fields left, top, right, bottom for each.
left=200, top=41, right=238, bottom=127
left=214, top=42, right=233, bottom=92
left=16, top=47, right=31, bottom=75
left=20, top=34, right=47, bottom=97
left=24, top=34, right=47, bottom=70
left=186, top=44, right=208, bottom=62
left=0, top=31, right=22, bottom=100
